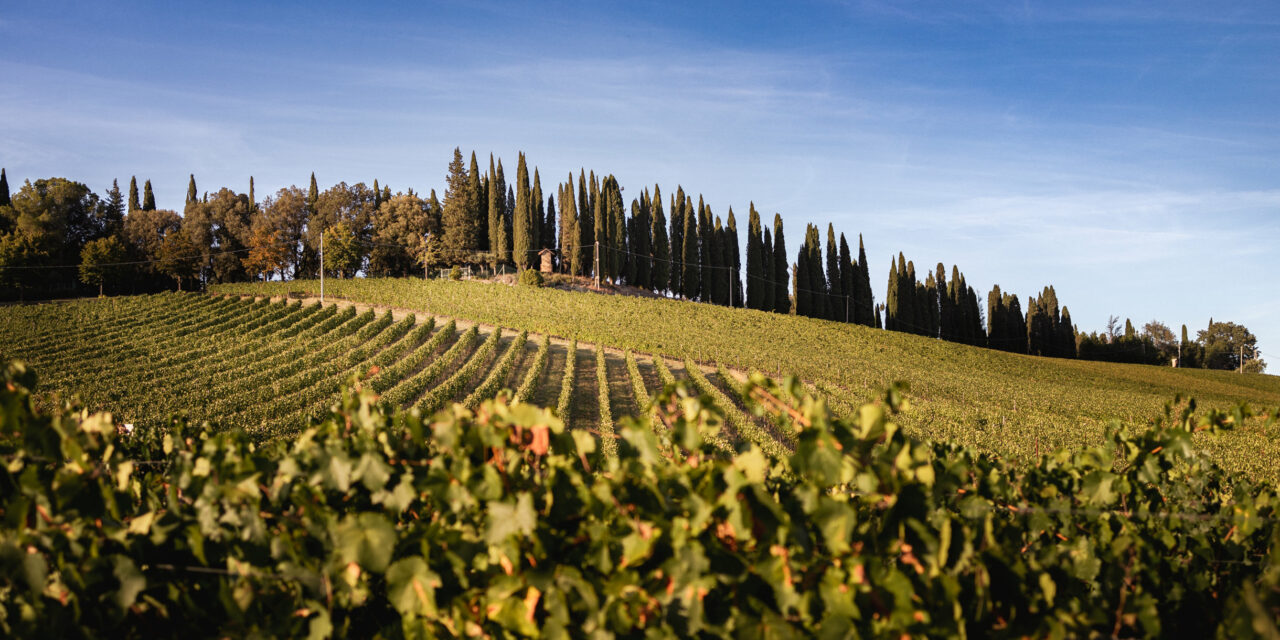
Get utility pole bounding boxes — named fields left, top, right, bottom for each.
left=320, top=230, right=325, bottom=305
left=594, top=240, right=600, bottom=289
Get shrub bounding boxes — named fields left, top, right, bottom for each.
left=448, top=265, right=462, bottom=280
left=518, top=268, right=544, bottom=287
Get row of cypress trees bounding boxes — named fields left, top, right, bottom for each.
left=882, top=250, right=1078, bottom=356
left=885, top=257, right=984, bottom=343
left=440, top=149, right=753, bottom=307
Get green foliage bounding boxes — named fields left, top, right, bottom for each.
left=142, top=179, right=155, bottom=211
left=513, top=152, right=532, bottom=270
left=448, top=265, right=461, bottom=280
left=595, top=344, right=616, bottom=458
left=772, top=214, right=789, bottom=314
left=3, top=359, right=1279, bottom=637
left=517, top=268, right=544, bottom=287
left=680, top=195, right=699, bottom=299
left=514, top=335, right=550, bottom=403
left=555, top=339, right=577, bottom=420
left=1200, top=320, right=1265, bottom=373
left=440, top=148, right=474, bottom=257
left=78, top=235, right=127, bottom=295
left=321, top=223, right=363, bottom=278
left=649, top=185, right=670, bottom=292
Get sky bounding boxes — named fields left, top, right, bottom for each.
left=2, top=0, right=1277, bottom=363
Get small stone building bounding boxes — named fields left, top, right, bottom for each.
left=538, top=248, right=556, bottom=274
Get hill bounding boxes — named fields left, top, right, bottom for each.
left=213, top=277, right=1280, bottom=478
left=2, top=279, right=1277, bottom=480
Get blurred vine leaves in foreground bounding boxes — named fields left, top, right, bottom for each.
left=1, top=360, right=1279, bottom=638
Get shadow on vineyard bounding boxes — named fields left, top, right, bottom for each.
left=3, top=360, right=1279, bottom=637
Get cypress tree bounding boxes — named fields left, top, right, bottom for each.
left=591, top=177, right=606, bottom=281
left=895, top=253, right=911, bottom=332
left=141, top=180, right=155, bottom=211
left=772, top=215, right=789, bottom=315
left=795, top=237, right=810, bottom=316
left=967, top=285, right=986, bottom=346
left=546, top=193, right=557, bottom=255
left=0, top=168, right=9, bottom=207
left=1060, top=307, right=1077, bottom=357
left=609, top=177, right=626, bottom=282
left=808, top=225, right=827, bottom=319
left=681, top=197, right=699, bottom=299
left=790, top=263, right=799, bottom=314
left=669, top=188, right=684, bottom=295
left=705, top=207, right=722, bottom=303
left=825, top=224, right=841, bottom=321
left=651, top=186, right=670, bottom=293
left=513, top=153, right=532, bottom=270
left=925, top=273, right=940, bottom=336
left=249, top=176, right=256, bottom=211
left=726, top=209, right=742, bottom=308
left=949, top=266, right=964, bottom=341
left=1026, top=294, right=1041, bottom=355
left=698, top=196, right=712, bottom=301
left=987, top=285, right=1005, bottom=348
left=576, top=170, right=591, bottom=273
left=936, top=264, right=952, bottom=341
left=128, top=177, right=140, bottom=213
left=633, top=192, right=651, bottom=288
left=495, top=165, right=511, bottom=268
left=885, top=257, right=899, bottom=330
left=373, top=179, right=382, bottom=210
left=308, top=173, right=319, bottom=211
left=839, top=234, right=854, bottom=323
left=561, top=176, right=576, bottom=274
left=761, top=227, right=775, bottom=312
left=746, top=204, right=763, bottom=310
left=488, top=156, right=505, bottom=267
left=505, top=185, right=515, bottom=264
left=531, top=168, right=543, bottom=254
left=907, top=261, right=924, bottom=334
left=1005, top=293, right=1026, bottom=354
left=559, top=176, right=577, bottom=274
left=708, top=216, right=724, bottom=304
left=574, top=175, right=591, bottom=278
left=466, top=152, right=484, bottom=253
left=856, top=235, right=873, bottom=326
left=186, top=174, right=197, bottom=205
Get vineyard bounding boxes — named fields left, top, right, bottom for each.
left=3, top=288, right=1280, bottom=636
left=3, top=356, right=1280, bottom=636
left=194, top=277, right=1280, bottom=481
left=0, top=292, right=785, bottom=455
left=3, top=286, right=1280, bottom=483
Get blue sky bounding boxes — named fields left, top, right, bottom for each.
left=2, top=0, right=1278, bottom=362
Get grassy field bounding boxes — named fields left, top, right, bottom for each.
left=3, top=278, right=1278, bottom=480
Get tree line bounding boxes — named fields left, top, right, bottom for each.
left=0, top=153, right=1264, bottom=373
